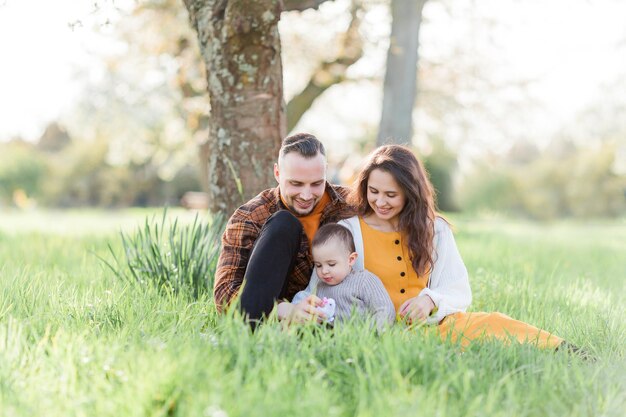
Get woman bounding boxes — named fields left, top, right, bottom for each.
left=339, top=144, right=563, bottom=348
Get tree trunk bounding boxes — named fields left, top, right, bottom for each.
left=182, top=0, right=285, bottom=215
left=377, top=0, right=427, bottom=146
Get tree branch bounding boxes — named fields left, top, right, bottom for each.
left=282, top=0, right=335, bottom=12
left=286, top=0, right=363, bottom=131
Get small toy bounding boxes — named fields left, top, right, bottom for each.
left=316, top=297, right=336, bottom=323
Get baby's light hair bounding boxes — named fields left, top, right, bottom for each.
left=312, top=223, right=356, bottom=253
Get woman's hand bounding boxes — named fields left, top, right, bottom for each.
left=398, top=294, right=435, bottom=324
left=276, top=295, right=326, bottom=323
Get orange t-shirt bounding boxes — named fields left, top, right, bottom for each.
left=281, top=191, right=331, bottom=246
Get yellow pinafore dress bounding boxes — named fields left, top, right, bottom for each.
left=359, top=218, right=563, bottom=349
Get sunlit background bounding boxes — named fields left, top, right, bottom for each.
left=1, top=0, right=625, bottom=219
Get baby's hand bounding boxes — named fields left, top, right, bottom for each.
left=283, top=295, right=326, bottom=323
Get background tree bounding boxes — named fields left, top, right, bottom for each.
left=377, top=0, right=427, bottom=145
left=44, top=0, right=365, bottom=211
left=181, top=0, right=355, bottom=214
left=181, top=0, right=285, bottom=214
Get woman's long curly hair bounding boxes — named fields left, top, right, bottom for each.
left=351, top=145, right=437, bottom=276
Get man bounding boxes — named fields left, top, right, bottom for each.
left=214, top=133, right=354, bottom=325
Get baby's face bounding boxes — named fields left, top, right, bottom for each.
left=312, top=237, right=356, bottom=286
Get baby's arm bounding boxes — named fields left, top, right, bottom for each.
left=360, top=271, right=396, bottom=330
left=292, top=272, right=319, bottom=304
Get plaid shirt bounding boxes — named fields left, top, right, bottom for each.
left=214, top=183, right=354, bottom=312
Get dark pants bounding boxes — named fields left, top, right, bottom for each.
left=239, top=210, right=302, bottom=326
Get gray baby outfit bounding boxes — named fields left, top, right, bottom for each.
left=293, top=269, right=396, bottom=329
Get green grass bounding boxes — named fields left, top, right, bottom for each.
left=0, top=209, right=624, bottom=417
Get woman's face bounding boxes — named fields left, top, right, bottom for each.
left=366, top=168, right=406, bottom=224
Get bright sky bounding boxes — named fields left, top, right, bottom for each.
left=0, top=0, right=625, bottom=146
left=483, top=0, right=626, bottom=133
left=0, top=0, right=124, bottom=140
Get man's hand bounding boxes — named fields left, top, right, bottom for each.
left=398, top=294, right=435, bottom=324
left=276, top=295, right=326, bottom=323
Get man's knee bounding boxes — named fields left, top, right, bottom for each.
left=262, top=210, right=302, bottom=241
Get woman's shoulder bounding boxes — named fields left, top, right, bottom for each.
left=338, top=216, right=360, bottom=230
left=434, top=216, right=453, bottom=235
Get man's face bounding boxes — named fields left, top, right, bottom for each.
left=274, top=152, right=326, bottom=216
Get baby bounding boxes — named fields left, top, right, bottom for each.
left=292, top=223, right=395, bottom=329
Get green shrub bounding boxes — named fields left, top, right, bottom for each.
left=0, top=142, right=48, bottom=203
left=102, top=210, right=226, bottom=298
left=458, top=164, right=522, bottom=215
left=422, top=137, right=459, bottom=212
left=458, top=141, right=626, bottom=219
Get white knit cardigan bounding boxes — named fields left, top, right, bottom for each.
left=338, top=216, right=472, bottom=324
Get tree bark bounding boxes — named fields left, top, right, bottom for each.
left=182, top=0, right=285, bottom=214
left=377, top=0, right=427, bottom=146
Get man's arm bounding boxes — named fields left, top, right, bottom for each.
left=213, top=212, right=259, bottom=312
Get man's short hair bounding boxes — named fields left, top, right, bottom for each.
left=312, top=223, right=356, bottom=253
left=279, top=133, right=326, bottom=160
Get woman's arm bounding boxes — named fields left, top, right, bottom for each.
left=418, top=218, right=472, bottom=324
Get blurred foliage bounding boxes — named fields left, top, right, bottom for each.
left=460, top=78, right=626, bottom=220
left=0, top=133, right=202, bottom=208
left=41, top=138, right=136, bottom=207
left=57, top=0, right=210, bottom=201
left=2, top=0, right=622, bottom=221
left=0, top=0, right=211, bottom=209
left=0, top=141, right=47, bottom=205
left=459, top=140, right=626, bottom=219
left=422, top=137, right=458, bottom=212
